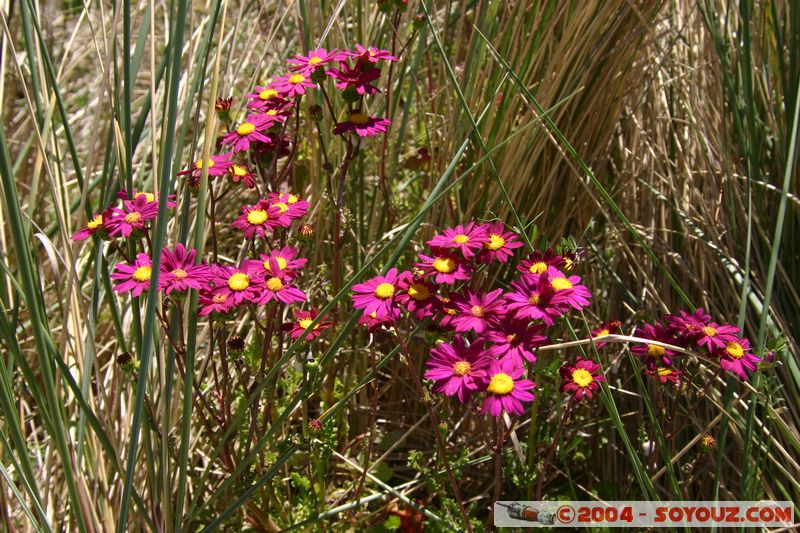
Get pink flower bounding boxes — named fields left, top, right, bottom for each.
left=105, top=194, right=160, bottom=238
left=476, top=222, right=524, bottom=264
left=245, top=85, right=291, bottom=112
left=424, top=336, right=490, bottom=403
left=221, top=114, right=275, bottom=152
left=282, top=308, right=332, bottom=341
left=630, top=323, right=678, bottom=370
left=158, top=244, right=210, bottom=295
left=266, top=192, right=309, bottom=225
left=590, top=320, right=622, bottom=348
left=345, top=44, right=397, bottom=63
left=288, top=48, right=340, bottom=73
left=272, top=72, right=316, bottom=98
left=482, top=318, right=548, bottom=365
left=227, top=164, right=256, bottom=188
left=560, top=357, right=605, bottom=401
left=645, top=366, right=683, bottom=384
left=517, top=249, right=565, bottom=277
left=111, top=253, right=153, bottom=297
left=210, top=265, right=262, bottom=307
left=396, top=275, right=439, bottom=319
left=504, top=275, right=562, bottom=326
left=199, top=289, right=234, bottom=316
left=719, top=337, right=760, bottom=380
left=415, top=249, right=472, bottom=284
left=333, top=112, right=391, bottom=137
left=665, top=308, right=712, bottom=341
left=480, top=359, right=535, bottom=417
left=232, top=200, right=281, bottom=239
left=693, top=322, right=740, bottom=356
left=352, top=268, right=402, bottom=319
left=545, top=266, right=592, bottom=311
left=358, top=307, right=400, bottom=330
left=426, top=222, right=487, bottom=259
left=449, top=288, right=506, bottom=333
left=116, top=189, right=176, bottom=208
left=244, top=246, right=307, bottom=280
left=326, top=62, right=382, bottom=95
left=178, top=153, right=234, bottom=180
left=72, top=212, right=107, bottom=241
left=256, top=273, right=307, bottom=305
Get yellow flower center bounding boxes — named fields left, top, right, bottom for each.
left=264, top=257, right=288, bottom=271
left=470, top=305, right=485, bottom=318
left=527, top=294, right=540, bottom=305
left=266, top=277, right=284, bottom=291
left=529, top=261, right=547, bottom=274
left=374, top=282, right=395, bottom=299
left=132, top=266, right=152, bottom=282
left=212, top=293, right=227, bottom=303
left=231, top=164, right=247, bottom=176
left=648, top=344, right=666, bottom=357
left=571, top=368, right=594, bottom=388
left=349, top=112, right=370, bottom=125
left=657, top=367, right=673, bottom=376
left=564, top=257, right=574, bottom=270
left=308, top=56, right=323, bottom=65
left=287, top=194, right=299, bottom=204
left=725, top=342, right=744, bottom=359
left=453, top=234, right=470, bottom=244
left=506, top=333, right=518, bottom=343
left=87, top=214, right=103, bottom=230
left=432, top=257, right=455, bottom=273
left=135, top=192, right=155, bottom=202
left=487, top=373, right=515, bottom=395
left=171, top=268, right=187, bottom=280
left=228, top=273, right=251, bottom=291
left=446, top=308, right=457, bottom=316
left=452, top=361, right=471, bottom=376
left=298, top=318, right=318, bottom=330
left=259, top=89, right=278, bottom=100
left=288, top=74, right=306, bottom=84
left=486, top=234, right=505, bottom=250
left=551, top=277, right=574, bottom=291
left=125, top=212, right=142, bottom=224
left=247, top=209, right=269, bottom=225
left=407, top=283, right=429, bottom=301
left=237, top=122, right=256, bottom=135
left=702, top=326, right=717, bottom=337
left=266, top=109, right=279, bottom=116
left=596, top=329, right=610, bottom=338
left=274, top=202, right=289, bottom=214
left=195, top=158, right=215, bottom=170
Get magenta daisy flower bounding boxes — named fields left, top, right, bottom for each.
left=396, top=275, right=439, bottom=320
left=545, top=266, right=592, bottom=310
left=232, top=200, right=281, bottom=239
left=266, top=192, right=309, bottom=224
left=449, top=288, right=506, bottom=333
left=476, top=222, right=524, bottom=264
left=358, top=307, right=401, bottom=330
left=178, top=153, right=234, bottom=180
left=282, top=308, right=332, bottom=341
left=424, top=336, right=490, bottom=403
left=111, top=253, right=153, bottom=296
left=415, top=249, right=472, bottom=284
left=504, top=275, right=562, bottom=326
left=517, top=249, right=565, bottom=277
left=210, top=265, right=262, bottom=307
left=105, top=194, right=160, bottom=238
left=288, top=47, right=339, bottom=73
left=480, top=358, right=536, bottom=417
left=719, top=337, right=759, bottom=380
left=665, top=308, right=712, bottom=341
left=158, top=244, right=210, bottom=295
left=436, top=296, right=459, bottom=330
left=256, top=273, right=307, bottom=305
left=483, top=318, right=548, bottom=365
left=221, top=114, right=275, bottom=152
left=560, top=357, right=605, bottom=401
left=345, top=44, right=397, bottom=63
left=227, top=164, right=256, bottom=188
left=327, top=61, right=382, bottom=95
left=116, top=189, right=176, bottom=207
left=198, top=289, right=234, bottom=316
left=272, top=72, right=316, bottom=98
left=245, top=246, right=307, bottom=280
left=693, top=322, right=740, bottom=356
left=246, top=86, right=282, bottom=109
left=590, top=320, right=622, bottom=348
left=426, top=222, right=487, bottom=259
left=351, top=268, right=402, bottom=319
left=333, top=111, right=391, bottom=137
left=631, top=323, right=678, bottom=370
left=72, top=213, right=106, bottom=241
left=645, top=366, right=683, bottom=384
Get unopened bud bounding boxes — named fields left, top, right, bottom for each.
left=308, top=104, right=323, bottom=122
left=341, top=86, right=360, bottom=103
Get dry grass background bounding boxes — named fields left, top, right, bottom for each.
left=0, top=0, right=798, bottom=530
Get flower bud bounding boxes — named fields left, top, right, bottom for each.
left=308, top=104, right=323, bottom=122
left=299, top=223, right=315, bottom=242
left=309, top=418, right=323, bottom=432
left=227, top=335, right=246, bottom=354
left=698, top=434, right=717, bottom=454
left=341, top=86, right=360, bottom=103
left=413, top=12, right=425, bottom=29
left=310, top=66, right=327, bottom=84
left=117, top=351, right=139, bottom=373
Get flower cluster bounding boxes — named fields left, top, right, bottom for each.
left=71, top=189, right=175, bottom=241
left=351, top=221, right=597, bottom=416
